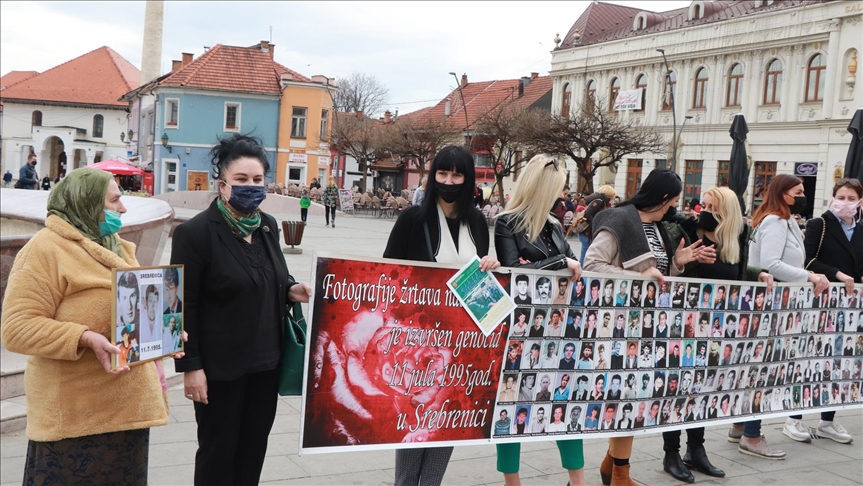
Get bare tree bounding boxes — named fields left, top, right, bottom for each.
left=330, top=112, right=387, bottom=194
left=332, top=72, right=390, bottom=118
left=518, top=101, right=666, bottom=194
left=377, top=116, right=460, bottom=184
left=472, top=102, right=531, bottom=204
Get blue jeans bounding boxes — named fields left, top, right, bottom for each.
left=578, top=233, right=590, bottom=263
left=739, top=420, right=761, bottom=438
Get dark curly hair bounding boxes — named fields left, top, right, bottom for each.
left=209, top=133, right=270, bottom=180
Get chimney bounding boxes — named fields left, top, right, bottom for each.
left=171, top=60, right=182, bottom=73
left=444, top=98, right=451, bottom=118
left=518, top=80, right=524, bottom=98
left=356, top=110, right=363, bottom=119
left=181, top=52, right=193, bottom=67
left=531, top=72, right=539, bottom=79
left=259, top=40, right=275, bottom=59
left=384, top=110, right=392, bottom=123
left=521, top=76, right=532, bottom=88
left=460, top=73, right=468, bottom=87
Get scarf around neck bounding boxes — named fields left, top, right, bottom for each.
left=217, top=197, right=261, bottom=237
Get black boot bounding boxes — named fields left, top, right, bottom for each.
left=683, top=445, right=725, bottom=477
left=663, top=451, right=695, bottom=483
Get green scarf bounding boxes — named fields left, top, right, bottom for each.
left=217, top=197, right=261, bottom=237
left=47, top=168, right=123, bottom=256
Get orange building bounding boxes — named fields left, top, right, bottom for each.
left=276, top=74, right=335, bottom=187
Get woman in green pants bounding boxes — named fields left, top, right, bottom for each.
left=494, top=154, right=585, bottom=486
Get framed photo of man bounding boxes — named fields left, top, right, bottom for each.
left=112, top=265, right=184, bottom=369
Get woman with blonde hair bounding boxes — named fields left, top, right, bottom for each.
left=494, top=154, right=584, bottom=486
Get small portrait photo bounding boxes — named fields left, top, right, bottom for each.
left=721, top=313, right=735, bottom=338
left=624, top=341, right=640, bottom=369
left=787, top=286, right=799, bottom=310
left=718, top=393, right=732, bottom=418
left=638, top=341, right=654, bottom=369
left=821, top=334, right=834, bottom=357
left=534, top=373, right=554, bottom=401
left=546, top=403, right=568, bottom=432
left=535, top=276, right=554, bottom=305
left=657, top=282, right=672, bottom=308
left=801, top=384, right=813, bottom=408
left=590, top=372, right=608, bottom=401
left=730, top=392, right=743, bottom=416
left=622, top=372, right=638, bottom=399
left=642, top=281, right=658, bottom=308
left=565, top=309, right=583, bottom=339
left=570, top=277, right=587, bottom=306
left=632, top=400, right=649, bottom=428
left=629, top=280, right=645, bottom=307
left=695, top=340, right=708, bottom=367
left=671, top=282, right=687, bottom=309
left=683, top=311, right=697, bottom=338
left=600, top=278, right=616, bottom=307
left=540, top=340, right=560, bottom=368
left=512, top=405, right=532, bottom=434
left=751, top=389, right=764, bottom=413
left=795, top=286, right=811, bottom=309
left=583, top=403, right=602, bottom=430
left=586, top=278, right=603, bottom=306
left=704, top=369, right=717, bottom=393
left=623, top=310, right=639, bottom=338
left=115, top=324, right=140, bottom=367
left=162, top=267, right=183, bottom=315
left=504, top=341, right=524, bottom=371
left=138, top=283, right=163, bottom=347
left=553, top=372, right=573, bottom=401
left=652, top=311, right=667, bottom=337
left=583, top=310, right=598, bottom=338
left=727, top=285, right=741, bottom=310
left=695, top=396, right=709, bottom=421
left=659, top=398, right=674, bottom=425
left=834, top=334, right=845, bottom=357
left=836, top=310, right=847, bottom=333
left=571, top=373, right=591, bottom=401
left=731, top=342, right=745, bottom=365
left=161, top=313, right=183, bottom=355
left=615, top=279, right=631, bottom=307
left=598, top=310, right=614, bottom=338
left=617, top=402, right=635, bottom=430
left=599, top=402, right=618, bottom=430
left=853, top=358, right=862, bottom=380
left=553, top=276, right=572, bottom=305
left=116, top=271, right=140, bottom=329
left=671, top=398, right=686, bottom=424
left=788, top=337, right=799, bottom=360
left=696, top=312, right=711, bottom=338
left=493, top=406, right=515, bottom=436
left=713, top=284, right=728, bottom=310
left=740, top=313, right=754, bottom=339
left=498, top=373, right=519, bottom=402
left=708, top=340, right=722, bottom=367
left=594, top=343, right=611, bottom=370
left=752, top=287, right=768, bottom=312
left=715, top=370, right=729, bottom=392
left=667, top=340, right=682, bottom=368
left=528, top=308, right=548, bottom=338
left=781, top=312, right=795, bottom=334
left=679, top=369, right=694, bottom=395
left=605, top=372, right=623, bottom=400
left=545, top=308, right=566, bottom=337
left=646, top=399, right=662, bottom=426
left=669, top=311, right=683, bottom=338
left=638, top=371, right=654, bottom=399
left=642, top=310, right=655, bottom=337
left=792, top=385, right=802, bottom=409
left=692, top=368, right=705, bottom=393
left=756, top=364, right=771, bottom=387
left=559, top=341, right=580, bottom=370
left=737, top=365, right=751, bottom=389
left=751, top=340, right=766, bottom=363
left=510, top=307, right=532, bottom=338
left=685, top=283, right=701, bottom=309
left=653, top=370, right=667, bottom=398
left=849, top=382, right=860, bottom=403
left=578, top=341, right=596, bottom=370
left=754, top=313, right=769, bottom=338
left=705, top=394, right=720, bottom=419
left=521, top=340, right=543, bottom=370
left=654, top=340, right=668, bottom=369
left=827, top=286, right=841, bottom=309
left=513, top=274, right=534, bottom=305
left=681, top=340, right=696, bottom=367
left=764, top=389, right=777, bottom=412
left=725, top=368, right=739, bottom=393
left=518, top=373, right=538, bottom=401
left=666, top=371, right=680, bottom=397
left=739, top=286, right=754, bottom=311
left=709, top=314, right=724, bottom=338
left=780, top=386, right=794, bottom=410
left=566, top=404, right=584, bottom=432
left=699, top=283, right=714, bottom=310
left=610, top=341, right=625, bottom=370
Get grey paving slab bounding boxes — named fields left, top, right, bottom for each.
left=0, top=454, right=23, bottom=484
left=262, top=469, right=396, bottom=485
left=0, top=432, right=26, bottom=459
left=147, top=463, right=195, bottom=486
left=819, top=459, right=863, bottom=483
left=259, top=455, right=311, bottom=482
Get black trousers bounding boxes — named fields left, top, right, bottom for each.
left=662, top=427, right=705, bottom=452
left=325, top=206, right=336, bottom=224
left=300, top=208, right=308, bottom=222
left=193, top=369, right=279, bottom=486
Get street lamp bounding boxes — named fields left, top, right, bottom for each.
left=161, top=133, right=172, bottom=153
left=448, top=71, right=471, bottom=145
left=656, top=48, right=679, bottom=173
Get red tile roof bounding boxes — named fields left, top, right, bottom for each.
left=0, top=47, right=138, bottom=107
left=402, top=75, right=553, bottom=130
left=158, top=44, right=311, bottom=95
left=0, top=71, right=39, bottom=90
left=557, top=1, right=829, bottom=49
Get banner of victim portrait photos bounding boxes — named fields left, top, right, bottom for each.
left=298, top=253, right=863, bottom=453
left=111, top=265, right=184, bottom=369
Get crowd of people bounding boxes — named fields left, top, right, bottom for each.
left=1, top=135, right=860, bottom=486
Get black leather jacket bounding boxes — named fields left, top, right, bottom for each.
left=494, top=213, right=577, bottom=270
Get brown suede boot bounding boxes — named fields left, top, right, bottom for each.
left=600, top=451, right=613, bottom=485
left=610, top=462, right=639, bottom=486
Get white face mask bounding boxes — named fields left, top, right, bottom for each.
left=830, top=198, right=861, bottom=220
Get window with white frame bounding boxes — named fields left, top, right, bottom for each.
left=291, top=107, right=307, bottom=138
left=166, top=98, right=179, bottom=127
left=320, top=109, right=329, bottom=140
left=92, top=114, right=104, bottom=138
left=224, top=102, right=241, bottom=131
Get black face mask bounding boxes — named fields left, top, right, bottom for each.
left=661, top=205, right=677, bottom=222
left=699, top=211, right=719, bottom=232
left=789, top=196, right=807, bottom=215
left=435, top=182, right=463, bottom=203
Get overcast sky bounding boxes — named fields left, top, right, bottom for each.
left=1, top=1, right=690, bottom=116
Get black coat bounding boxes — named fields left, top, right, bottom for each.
left=172, top=199, right=295, bottom=381
left=495, top=213, right=577, bottom=270
left=384, top=205, right=489, bottom=262
left=804, top=211, right=863, bottom=283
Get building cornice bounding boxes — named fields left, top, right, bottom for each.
left=154, top=86, right=281, bottom=101
left=0, top=99, right=129, bottom=111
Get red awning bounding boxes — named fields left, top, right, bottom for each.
left=89, top=159, right=144, bottom=176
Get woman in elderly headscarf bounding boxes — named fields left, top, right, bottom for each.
left=1, top=168, right=180, bottom=486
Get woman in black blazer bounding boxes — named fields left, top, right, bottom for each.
left=796, top=177, right=862, bottom=444
left=172, top=134, right=311, bottom=486
left=384, top=146, right=499, bottom=486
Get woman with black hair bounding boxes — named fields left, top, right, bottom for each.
left=584, top=169, right=706, bottom=486
left=383, top=145, right=499, bottom=486
left=171, top=133, right=312, bottom=486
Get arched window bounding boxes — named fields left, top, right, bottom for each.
left=561, top=83, right=572, bottom=118
left=31, top=110, right=42, bottom=127
left=662, top=71, right=676, bottom=111
left=92, top=114, right=104, bottom=138
left=693, top=68, right=708, bottom=109
left=609, top=77, right=621, bottom=111
left=805, top=54, right=825, bottom=102
left=586, top=79, right=596, bottom=110
left=635, top=17, right=645, bottom=30
left=726, top=63, right=744, bottom=107
left=636, top=74, right=647, bottom=111
left=694, top=4, right=702, bottom=19
left=763, top=59, right=783, bottom=105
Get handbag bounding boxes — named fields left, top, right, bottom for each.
left=804, top=217, right=826, bottom=270
left=278, top=301, right=307, bottom=396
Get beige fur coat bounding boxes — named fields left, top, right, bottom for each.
left=1, top=215, right=168, bottom=442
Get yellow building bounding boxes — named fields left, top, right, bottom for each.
left=276, top=73, right=336, bottom=187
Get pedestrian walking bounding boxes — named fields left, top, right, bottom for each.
left=299, top=189, right=311, bottom=222
left=322, top=180, right=338, bottom=227
left=16, top=154, right=38, bottom=189
left=170, top=133, right=312, bottom=486
left=412, top=177, right=426, bottom=206
left=494, top=154, right=585, bottom=486
left=3, top=170, right=12, bottom=187
left=384, top=145, right=500, bottom=486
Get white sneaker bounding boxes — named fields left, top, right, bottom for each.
left=817, top=421, right=853, bottom=444
left=782, top=419, right=811, bottom=442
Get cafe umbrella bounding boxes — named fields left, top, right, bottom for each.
left=727, top=114, right=750, bottom=213
left=844, top=108, right=862, bottom=181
